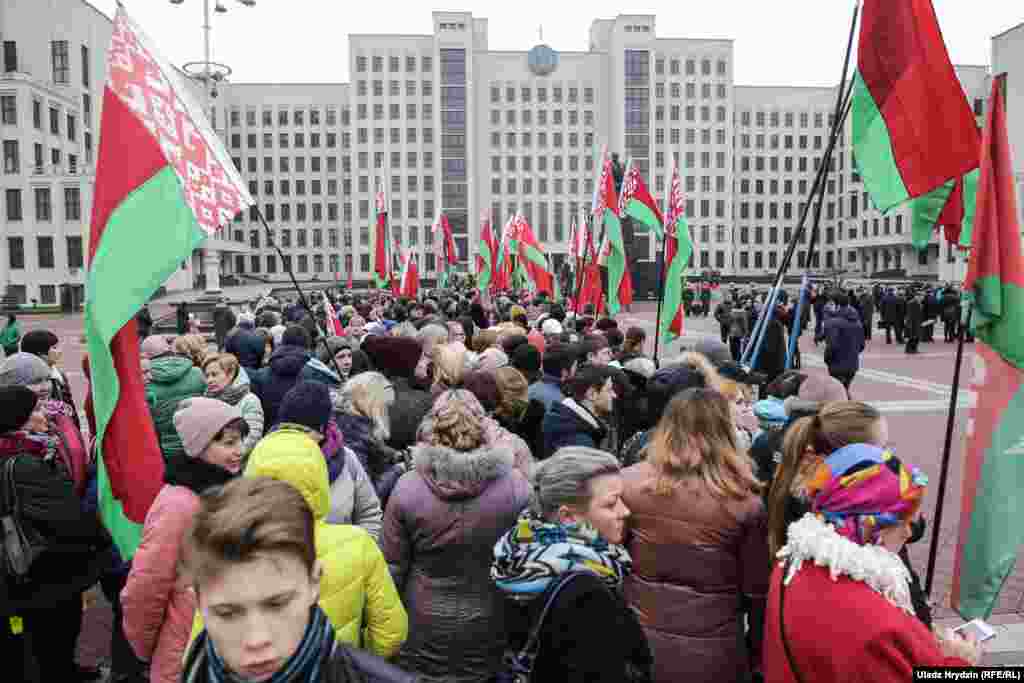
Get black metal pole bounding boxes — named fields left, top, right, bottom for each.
left=574, top=215, right=593, bottom=316
left=925, top=304, right=973, bottom=598
left=652, top=233, right=671, bottom=368
left=254, top=207, right=346, bottom=380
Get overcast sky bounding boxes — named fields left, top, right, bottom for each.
left=90, top=0, right=1022, bottom=87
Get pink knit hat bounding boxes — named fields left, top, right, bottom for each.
left=141, top=335, right=173, bottom=359
left=173, top=397, right=244, bottom=458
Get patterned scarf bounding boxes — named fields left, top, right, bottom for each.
left=492, top=512, right=632, bottom=599
left=207, top=381, right=250, bottom=407
left=188, top=605, right=335, bottom=683
left=0, top=430, right=57, bottom=462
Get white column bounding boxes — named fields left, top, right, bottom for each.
left=204, top=249, right=221, bottom=294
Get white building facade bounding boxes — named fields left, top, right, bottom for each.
left=2, top=3, right=1017, bottom=303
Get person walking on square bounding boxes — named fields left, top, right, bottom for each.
left=858, top=290, right=875, bottom=342
left=728, top=299, right=750, bottom=362
left=1, top=314, right=20, bottom=358
left=905, top=291, right=924, bottom=355
left=822, top=295, right=865, bottom=397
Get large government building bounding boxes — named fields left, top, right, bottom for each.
left=1, top=2, right=1020, bottom=304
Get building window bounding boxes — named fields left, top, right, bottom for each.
left=50, top=107, right=60, bottom=135
left=8, top=237, right=24, bottom=269
left=2, top=140, right=18, bottom=173
left=66, top=236, right=83, bottom=268
left=51, top=40, right=69, bottom=84
left=0, top=95, right=16, bottom=125
left=64, top=187, right=80, bottom=220
left=35, top=188, right=52, bottom=221
left=37, top=236, right=54, bottom=269
left=2, top=41, right=17, bottom=73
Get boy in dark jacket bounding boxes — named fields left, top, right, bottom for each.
left=541, top=366, right=616, bottom=459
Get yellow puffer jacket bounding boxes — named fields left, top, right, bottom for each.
left=190, top=429, right=408, bottom=657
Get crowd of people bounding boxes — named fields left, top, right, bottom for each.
left=0, top=281, right=985, bottom=682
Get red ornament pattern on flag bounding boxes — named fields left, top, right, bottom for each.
left=106, top=12, right=250, bottom=236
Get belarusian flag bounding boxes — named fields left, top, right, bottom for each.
left=852, top=0, right=979, bottom=216
left=659, top=166, right=693, bottom=341
left=494, top=215, right=515, bottom=291
left=324, top=295, right=343, bottom=336
left=87, top=7, right=253, bottom=557
left=909, top=169, right=980, bottom=250
left=594, top=149, right=632, bottom=315
left=515, top=215, right=554, bottom=296
left=577, top=216, right=605, bottom=314
left=477, top=210, right=497, bottom=293
left=952, top=75, right=1024, bottom=619
left=620, top=160, right=664, bottom=240
left=433, top=212, right=458, bottom=289
left=399, top=249, right=420, bottom=298
left=373, top=182, right=391, bottom=289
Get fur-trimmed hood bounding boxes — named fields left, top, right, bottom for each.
left=413, top=443, right=515, bottom=501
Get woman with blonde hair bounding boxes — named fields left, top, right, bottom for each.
left=173, top=333, right=209, bottom=369
left=383, top=389, right=530, bottom=682
left=336, top=372, right=405, bottom=509
left=621, top=388, right=769, bottom=683
left=493, top=366, right=545, bottom=459
left=430, top=342, right=466, bottom=396
left=202, top=352, right=264, bottom=458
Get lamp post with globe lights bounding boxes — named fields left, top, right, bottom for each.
left=170, top=0, right=255, bottom=296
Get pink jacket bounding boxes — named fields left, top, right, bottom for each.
left=121, top=484, right=201, bottom=683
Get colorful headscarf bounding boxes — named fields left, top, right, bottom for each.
left=806, top=443, right=928, bottom=546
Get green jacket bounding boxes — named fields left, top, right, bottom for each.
left=145, top=355, right=207, bottom=460
left=0, top=321, right=20, bottom=348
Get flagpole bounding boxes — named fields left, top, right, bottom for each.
left=254, top=207, right=346, bottom=380
left=925, top=303, right=973, bottom=597
left=742, top=1, right=859, bottom=365
left=652, top=233, right=670, bottom=368
left=574, top=214, right=594, bottom=316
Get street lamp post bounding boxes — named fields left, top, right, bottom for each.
left=172, top=0, right=254, bottom=298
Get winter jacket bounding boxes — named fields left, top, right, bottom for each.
left=189, top=433, right=408, bottom=657
left=386, top=377, right=434, bottom=451
left=621, top=460, right=770, bottom=683
left=728, top=307, right=749, bottom=338
left=763, top=562, right=967, bottom=682
left=205, top=366, right=264, bottom=457
left=335, top=412, right=405, bottom=511
left=541, top=398, right=609, bottom=460
left=381, top=443, right=531, bottom=682
left=881, top=294, right=906, bottom=326
left=0, top=450, right=113, bottom=617
left=823, top=307, right=866, bottom=374
left=121, top=456, right=235, bottom=683
left=859, top=293, right=875, bottom=326
left=251, top=344, right=312, bottom=431
left=495, top=399, right=546, bottom=465
left=145, top=355, right=207, bottom=460
left=752, top=318, right=787, bottom=385
left=0, top=321, right=20, bottom=350
left=50, top=367, right=82, bottom=431
left=223, top=328, right=266, bottom=376
left=509, top=572, right=653, bottom=683
left=527, top=374, right=564, bottom=414
left=905, top=298, right=924, bottom=338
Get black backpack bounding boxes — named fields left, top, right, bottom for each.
left=0, top=457, right=48, bottom=581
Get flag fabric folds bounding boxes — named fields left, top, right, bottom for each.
left=399, top=249, right=420, bottom=298
left=852, top=0, right=979, bottom=218
left=659, top=166, right=694, bottom=342
left=87, top=7, right=253, bottom=557
left=373, top=183, right=392, bottom=289
left=514, top=214, right=555, bottom=296
left=621, top=160, right=665, bottom=240
left=433, top=213, right=458, bottom=289
left=476, top=210, right=497, bottom=293
left=594, top=150, right=633, bottom=315
left=323, top=296, right=343, bottom=336
left=951, top=75, right=1024, bottom=619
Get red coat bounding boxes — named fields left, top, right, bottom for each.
left=764, top=563, right=967, bottom=683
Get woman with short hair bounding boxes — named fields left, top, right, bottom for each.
left=493, top=366, right=545, bottom=459
left=493, top=447, right=652, bottom=683
left=622, top=388, right=769, bottom=683
left=202, top=353, right=264, bottom=458
left=430, top=343, right=466, bottom=396
left=336, top=372, right=405, bottom=510
left=19, top=328, right=80, bottom=429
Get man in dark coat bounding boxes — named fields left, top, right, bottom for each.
left=251, top=325, right=312, bottom=431
left=541, top=365, right=616, bottom=460
left=752, top=306, right=787, bottom=388
left=225, top=328, right=267, bottom=376
left=880, top=288, right=906, bottom=345
left=905, top=291, right=924, bottom=355
left=175, top=301, right=189, bottom=335
left=858, top=290, right=875, bottom=341
left=213, top=301, right=236, bottom=351
left=136, top=304, right=153, bottom=340
left=941, top=286, right=961, bottom=342
left=713, top=299, right=732, bottom=343
left=822, top=295, right=865, bottom=396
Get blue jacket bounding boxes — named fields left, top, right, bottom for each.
left=541, top=399, right=607, bottom=460
left=528, top=375, right=564, bottom=413
left=251, top=344, right=312, bottom=431
left=822, top=307, right=865, bottom=374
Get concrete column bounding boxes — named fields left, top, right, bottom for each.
left=204, top=248, right=221, bottom=294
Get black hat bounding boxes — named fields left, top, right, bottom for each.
left=277, top=381, right=332, bottom=434
left=0, top=386, right=39, bottom=434
left=510, top=343, right=541, bottom=375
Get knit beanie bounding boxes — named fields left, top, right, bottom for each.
left=541, top=318, right=564, bottom=336
left=0, top=352, right=52, bottom=388
left=276, top=381, right=332, bottom=434
left=19, top=329, right=58, bottom=357
left=141, top=335, right=173, bottom=360
left=173, top=397, right=244, bottom=458
left=511, top=343, right=541, bottom=376
left=797, top=373, right=848, bottom=404
left=693, top=337, right=732, bottom=368
left=362, top=335, right=422, bottom=380
left=0, top=386, right=39, bottom=433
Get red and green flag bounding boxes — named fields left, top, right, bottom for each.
left=952, top=75, right=1024, bottom=619
left=594, top=149, right=632, bottom=315
left=476, top=210, right=497, bottom=293
left=620, top=160, right=664, bottom=240
left=658, top=165, right=694, bottom=342
left=515, top=214, right=554, bottom=296
left=852, top=0, right=979, bottom=228
left=87, top=8, right=253, bottom=557
left=373, top=182, right=392, bottom=289
left=398, top=249, right=420, bottom=298
left=433, top=212, right=458, bottom=289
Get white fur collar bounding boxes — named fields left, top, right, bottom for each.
left=779, top=513, right=914, bottom=616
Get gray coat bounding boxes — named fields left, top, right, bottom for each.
left=327, top=446, right=384, bottom=542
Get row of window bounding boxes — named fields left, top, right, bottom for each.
left=229, top=107, right=352, bottom=129
left=232, top=149, right=438, bottom=177
left=354, top=55, right=433, bottom=74
left=6, top=235, right=83, bottom=270
left=355, top=80, right=436, bottom=98
left=3, top=187, right=81, bottom=222
left=246, top=175, right=437, bottom=200
left=489, top=131, right=596, bottom=149
left=0, top=95, right=84, bottom=140
left=228, top=125, right=438, bottom=152
left=490, top=155, right=597, bottom=173
left=738, top=110, right=829, bottom=129
left=240, top=198, right=439, bottom=224
left=3, top=140, right=84, bottom=175
left=654, top=82, right=729, bottom=100
left=654, top=57, right=728, bottom=78
left=1, top=40, right=91, bottom=89
left=488, top=85, right=595, bottom=105
left=488, top=109, right=596, bottom=127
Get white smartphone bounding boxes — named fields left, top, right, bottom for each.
left=953, top=618, right=997, bottom=642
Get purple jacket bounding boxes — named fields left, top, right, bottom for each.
left=381, top=443, right=530, bottom=683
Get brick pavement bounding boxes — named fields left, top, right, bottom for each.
left=8, top=294, right=1024, bottom=670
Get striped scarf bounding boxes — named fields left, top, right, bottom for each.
left=186, top=605, right=335, bottom=683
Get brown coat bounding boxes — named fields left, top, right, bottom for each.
left=381, top=443, right=530, bottom=683
left=621, top=461, right=770, bottom=683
